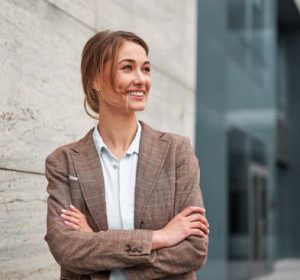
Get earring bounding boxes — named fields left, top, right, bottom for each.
left=94, top=87, right=101, bottom=93
left=92, top=88, right=100, bottom=99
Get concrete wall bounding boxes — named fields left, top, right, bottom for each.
left=0, top=0, right=197, bottom=278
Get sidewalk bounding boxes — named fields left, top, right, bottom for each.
left=252, top=259, right=300, bottom=280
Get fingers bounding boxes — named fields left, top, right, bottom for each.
left=66, top=204, right=83, bottom=216
left=179, top=207, right=210, bottom=238
left=180, top=206, right=206, bottom=217
left=61, top=209, right=81, bottom=219
left=60, top=213, right=80, bottom=225
left=60, top=205, right=85, bottom=220
left=189, top=228, right=208, bottom=238
left=190, top=221, right=209, bottom=235
left=60, top=205, right=93, bottom=233
left=187, top=213, right=210, bottom=236
left=63, top=220, right=79, bottom=230
left=187, top=213, right=209, bottom=225
left=60, top=205, right=85, bottom=225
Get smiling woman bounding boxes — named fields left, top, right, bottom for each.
left=44, top=30, right=209, bottom=280
left=96, top=40, right=151, bottom=116
left=81, top=31, right=151, bottom=119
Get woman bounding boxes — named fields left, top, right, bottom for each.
left=45, top=30, right=209, bottom=280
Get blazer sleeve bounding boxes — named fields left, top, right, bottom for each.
left=44, top=153, right=156, bottom=275
left=125, top=137, right=208, bottom=279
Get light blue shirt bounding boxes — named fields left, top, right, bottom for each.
left=92, top=122, right=141, bottom=280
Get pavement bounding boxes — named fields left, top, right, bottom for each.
left=252, top=259, right=300, bottom=280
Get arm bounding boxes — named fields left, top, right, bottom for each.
left=125, top=137, right=209, bottom=279
left=44, top=153, right=155, bottom=275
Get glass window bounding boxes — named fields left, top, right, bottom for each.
left=227, top=0, right=247, bottom=42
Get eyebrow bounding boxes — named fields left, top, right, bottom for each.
left=118, top=59, right=150, bottom=65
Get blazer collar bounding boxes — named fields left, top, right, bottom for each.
left=70, top=121, right=171, bottom=231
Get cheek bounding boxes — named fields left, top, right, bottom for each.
left=100, top=82, right=124, bottom=105
left=147, top=79, right=152, bottom=91
left=115, top=74, right=130, bottom=88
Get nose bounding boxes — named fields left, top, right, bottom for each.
left=133, top=70, right=146, bottom=85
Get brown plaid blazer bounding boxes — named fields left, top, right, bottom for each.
left=45, top=121, right=208, bottom=280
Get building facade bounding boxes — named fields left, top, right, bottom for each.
left=195, top=0, right=300, bottom=279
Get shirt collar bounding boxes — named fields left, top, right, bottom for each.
left=92, top=121, right=141, bottom=158
left=126, top=121, right=141, bottom=155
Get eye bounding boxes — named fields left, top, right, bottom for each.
left=144, top=66, right=151, bottom=73
left=121, top=65, right=132, bottom=71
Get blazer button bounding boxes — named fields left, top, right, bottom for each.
left=124, top=245, right=131, bottom=252
left=131, top=246, right=137, bottom=252
left=137, top=246, right=143, bottom=253
left=132, top=246, right=143, bottom=253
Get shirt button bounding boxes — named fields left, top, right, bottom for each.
left=113, top=164, right=118, bottom=169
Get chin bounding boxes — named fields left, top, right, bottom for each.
left=131, top=106, right=146, bottom=112
left=128, top=103, right=147, bottom=112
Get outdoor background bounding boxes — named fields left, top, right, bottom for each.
left=0, top=0, right=299, bottom=279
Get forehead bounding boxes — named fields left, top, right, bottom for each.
left=117, top=41, right=148, bottom=61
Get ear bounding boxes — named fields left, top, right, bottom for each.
left=93, top=87, right=101, bottom=93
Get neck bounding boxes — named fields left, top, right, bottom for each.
left=97, top=106, right=138, bottom=159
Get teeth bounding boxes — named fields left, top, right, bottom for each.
left=128, top=91, right=144, bottom=96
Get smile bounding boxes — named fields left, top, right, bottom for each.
left=128, top=91, right=144, bottom=97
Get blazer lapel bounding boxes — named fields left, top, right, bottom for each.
left=134, top=122, right=171, bottom=229
left=71, top=130, right=108, bottom=231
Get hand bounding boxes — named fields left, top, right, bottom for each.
left=60, top=205, right=93, bottom=233
left=152, top=206, right=209, bottom=250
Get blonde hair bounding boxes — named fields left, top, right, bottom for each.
left=81, top=30, right=149, bottom=118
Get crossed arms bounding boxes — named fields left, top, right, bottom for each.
left=45, top=137, right=208, bottom=278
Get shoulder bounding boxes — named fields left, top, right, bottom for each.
left=140, top=122, right=199, bottom=171
left=45, top=128, right=94, bottom=164
left=140, top=121, right=192, bottom=151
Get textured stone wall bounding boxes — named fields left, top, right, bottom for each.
left=0, top=0, right=197, bottom=278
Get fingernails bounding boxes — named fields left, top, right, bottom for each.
left=61, top=209, right=66, bottom=213
left=70, top=204, right=75, bottom=209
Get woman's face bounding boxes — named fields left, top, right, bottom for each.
left=97, top=40, right=151, bottom=114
